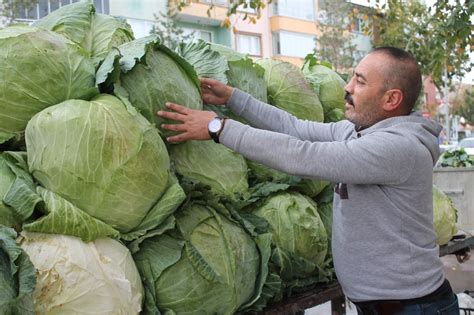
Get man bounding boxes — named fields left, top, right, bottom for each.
left=157, top=47, right=459, bottom=315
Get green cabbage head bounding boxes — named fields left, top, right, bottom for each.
left=19, top=232, right=143, bottom=314
left=251, top=191, right=328, bottom=280
left=96, top=35, right=202, bottom=136
left=133, top=203, right=261, bottom=314
left=25, top=94, right=171, bottom=233
left=256, top=59, right=323, bottom=122
left=302, top=56, right=346, bottom=122
left=0, top=155, right=17, bottom=228
left=433, top=185, right=458, bottom=245
left=169, top=140, right=249, bottom=199
left=0, top=26, right=97, bottom=143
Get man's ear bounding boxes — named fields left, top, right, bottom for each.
left=382, top=89, right=404, bottom=112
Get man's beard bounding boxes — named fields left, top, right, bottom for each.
left=344, top=92, right=383, bottom=128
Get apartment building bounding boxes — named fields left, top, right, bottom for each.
left=1, top=0, right=372, bottom=67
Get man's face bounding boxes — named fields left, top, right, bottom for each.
left=344, top=53, right=389, bottom=128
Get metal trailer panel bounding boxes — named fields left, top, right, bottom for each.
left=433, top=167, right=474, bottom=235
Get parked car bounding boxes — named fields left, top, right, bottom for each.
left=458, top=137, right=474, bottom=155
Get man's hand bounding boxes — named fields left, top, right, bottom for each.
left=200, top=78, right=233, bottom=105
left=157, top=102, right=216, bottom=143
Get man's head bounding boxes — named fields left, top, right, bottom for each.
left=344, top=47, right=422, bottom=128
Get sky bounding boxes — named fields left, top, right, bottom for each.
left=349, top=0, right=473, bottom=85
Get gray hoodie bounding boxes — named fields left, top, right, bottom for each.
left=220, top=89, right=445, bottom=301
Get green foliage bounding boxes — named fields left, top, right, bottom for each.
left=317, top=0, right=358, bottom=71
left=437, top=148, right=474, bottom=168
left=0, top=226, right=35, bottom=314
left=150, top=7, right=194, bottom=50
left=370, top=0, right=473, bottom=87
left=454, top=88, right=474, bottom=125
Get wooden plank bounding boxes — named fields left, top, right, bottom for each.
left=259, top=282, right=344, bottom=315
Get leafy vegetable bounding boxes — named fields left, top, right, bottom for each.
left=432, top=185, right=458, bottom=245
left=256, top=59, right=324, bottom=122
left=169, top=140, right=249, bottom=200
left=437, top=148, right=474, bottom=167
left=133, top=203, right=271, bottom=314
left=250, top=192, right=328, bottom=282
left=96, top=35, right=202, bottom=136
left=19, top=232, right=143, bottom=314
left=25, top=94, right=177, bottom=234
left=302, top=55, right=346, bottom=122
left=0, top=226, right=35, bottom=315
left=0, top=26, right=97, bottom=143
left=33, top=0, right=134, bottom=65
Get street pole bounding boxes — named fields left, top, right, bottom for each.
left=444, top=63, right=450, bottom=142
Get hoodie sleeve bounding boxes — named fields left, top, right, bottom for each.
left=219, top=119, right=416, bottom=185
left=226, top=89, right=352, bottom=142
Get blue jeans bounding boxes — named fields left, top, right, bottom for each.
left=354, top=293, right=459, bottom=315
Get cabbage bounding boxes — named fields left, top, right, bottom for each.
left=169, top=140, right=249, bottom=199
left=133, top=203, right=271, bottom=314
left=251, top=192, right=328, bottom=282
left=0, top=152, right=43, bottom=230
left=256, top=59, right=324, bottom=122
left=96, top=35, right=202, bottom=136
left=302, top=55, right=346, bottom=122
left=19, top=232, right=143, bottom=314
left=0, top=156, right=17, bottom=228
left=25, top=94, right=177, bottom=234
left=433, top=185, right=458, bottom=245
left=0, top=226, right=35, bottom=314
left=177, top=40, right=267, bottom=123
left=0, top=26, right=98, bottom=144
left=33, top=0, right=134, bottom=65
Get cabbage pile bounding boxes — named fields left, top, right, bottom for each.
left=0, top=1, right=454, bottom=314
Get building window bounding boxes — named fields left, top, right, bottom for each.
left=352, top=17, right=365, bottom=33
left=13, top=0, right=109, bottom=21
left=182, top=28, right=213, bottom=43
left=273, top=0, right=315, bottom=21
left=235, top=32, right=262, bottom=56
left=93, top=0, right=110, bottom=14
left=200, top=0, right=229, bottom=6
left=273, top=31, right=315, bottom=58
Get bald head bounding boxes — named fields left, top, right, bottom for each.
left=370, top=47, right=422, bottom=113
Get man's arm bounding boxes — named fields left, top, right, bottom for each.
left=228, top=89, right=352, bottom=142
left=220, top=119, right=415, bottom=185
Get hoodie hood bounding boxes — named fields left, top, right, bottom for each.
left=359, top=111, right=443, bottom=165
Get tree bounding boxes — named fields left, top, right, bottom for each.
left=150, top=6, right=194, bottom=50
left=315, top=0, right=358, bottom=72
left=171, top=0, right=272, bottom=24
left=454, top=87, right=474, bottom=125
left=1, top=0, right=37, bottom=25
left=366, top=0, right=473, bottom=88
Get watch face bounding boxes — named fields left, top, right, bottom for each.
left=208, top=118, right=222, bottom=133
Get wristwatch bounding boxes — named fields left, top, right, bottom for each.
left=208, top=116, right=227, bottom=143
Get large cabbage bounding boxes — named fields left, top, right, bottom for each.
left=0, top=226, right=35, bottom=314
left=0, top=152, right=43, bottom=231
left=0, top=26, right=97, bottom=144
left=169, top=140, right=249, bottom=199
left=25, top=94, right=178, bottom=234
left=133, top=203, right=271, bottom=315
left=256, top=59, right=324, bottom=122
left=19, top=232, right=143, bottom=314
left=433, top=185, right=458, bottom=245
left=250, top=191, right=328, bottom=282
left=302, top=55, right=346, bottom=123
left=96, top=35, right=202, bottom=136
left=33, top=0, right=134, bottom=65
left=177, top=40, right=267, bottom=123
left=0, top=156, right=17, bottom=228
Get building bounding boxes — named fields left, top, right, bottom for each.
left=0, top=0, right=372, bottom=68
